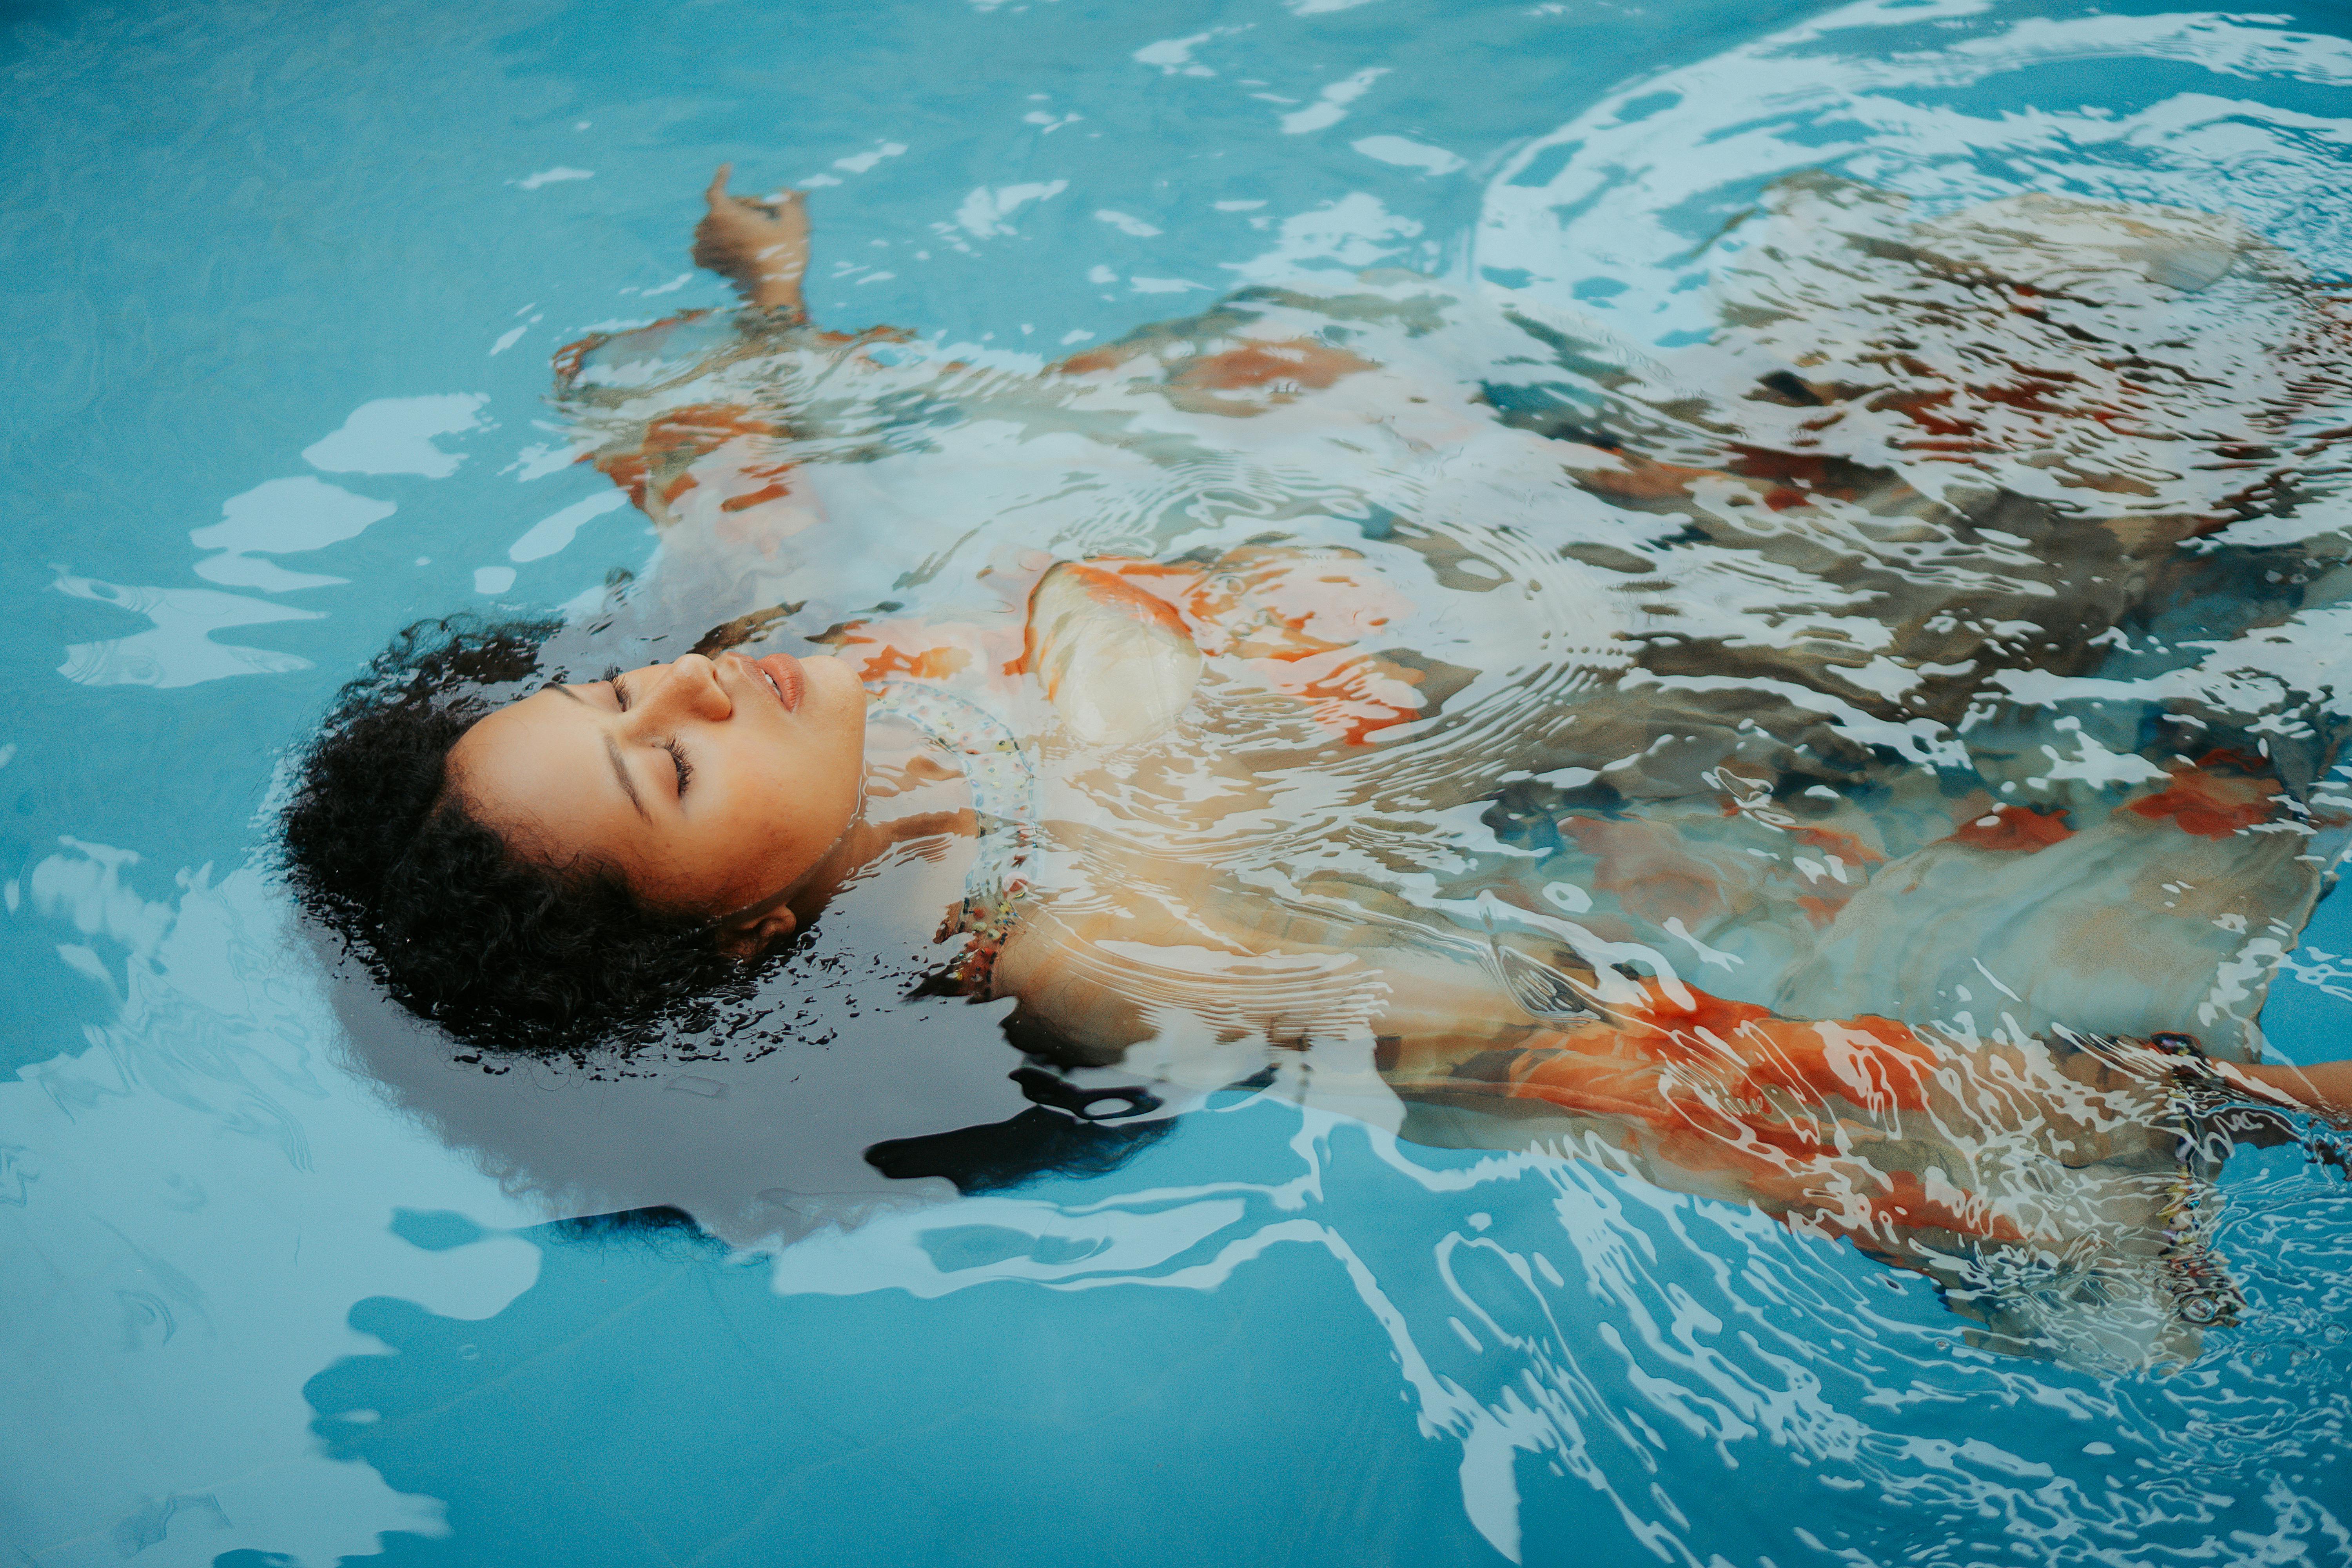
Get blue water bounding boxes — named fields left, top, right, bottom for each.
left=8, top=0, right=2352, bottom=1563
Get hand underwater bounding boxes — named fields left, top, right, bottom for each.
left=693, top=162, right=810, bottom=314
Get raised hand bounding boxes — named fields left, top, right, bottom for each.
left=693, top=162, right=811, bottom=315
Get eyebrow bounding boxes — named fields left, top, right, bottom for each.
left=549, top=686, right=650, bottom=822
left=603, top=735, right=651, bottom=822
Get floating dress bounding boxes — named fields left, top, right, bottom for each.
left=538, top=178, right=2352, bottom=1361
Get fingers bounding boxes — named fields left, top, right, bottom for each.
left=707, top=162, right=807, bottom=219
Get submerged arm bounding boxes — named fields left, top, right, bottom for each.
left=546, top=167, right=827, bottom=541
left=2227, top=1058, right=2352, bottom=1120
left=989, top=886, right=1550, bottom=1068
left=693, top=163, right=811, bottom=318
left=998, top=872, right=2352, bottom=1146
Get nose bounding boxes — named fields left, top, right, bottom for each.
left=633, top=654, right=732, bottom=726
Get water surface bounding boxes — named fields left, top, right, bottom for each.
left=5, top=0, right=2352, bottom=1563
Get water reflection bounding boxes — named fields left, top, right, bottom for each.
left=298, top=1098, right=2352, bottom=1566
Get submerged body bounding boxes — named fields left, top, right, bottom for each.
left=365, top=170, right=2352, bottom=1362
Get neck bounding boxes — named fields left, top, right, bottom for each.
left=795, top=815, right=877, bottom=913
left=711, top=810, right=869, bottom=933
left=715, top=762, right=984, bottom=937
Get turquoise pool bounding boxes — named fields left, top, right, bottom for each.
left=7, top=0, right=2352, bottom=1563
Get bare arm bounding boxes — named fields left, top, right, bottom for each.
left=2234, top=1058, right=2352, bottom=1120
left=989, top=875, right=1562, bottom=1070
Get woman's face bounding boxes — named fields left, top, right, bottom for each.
left=447, top=650, right=868, bottom=928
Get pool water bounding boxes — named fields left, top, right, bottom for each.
left=7, top=0, right=2352, bottom=1564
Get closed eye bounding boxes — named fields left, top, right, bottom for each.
left=593, top=666, right=684, bottom=795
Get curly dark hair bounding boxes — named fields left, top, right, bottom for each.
left=279, top=616, right=754, bottom=1055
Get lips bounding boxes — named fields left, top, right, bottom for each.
left=752, top=652, right=805, bottom=712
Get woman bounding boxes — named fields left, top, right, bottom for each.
left=285, top=167, right=2352, bottom=1359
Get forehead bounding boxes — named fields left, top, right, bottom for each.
left=456, top=683, right=590, bottom=760
left=449, top=686, right=629, bottom=836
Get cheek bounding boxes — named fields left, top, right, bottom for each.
left=810, top=739, right=866, bottom=831
left=745, top=750, right=858, bottom=862
left=809, top=700, right=867, bottom=802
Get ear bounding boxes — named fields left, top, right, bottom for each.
left=715, top=906, right=797, bottom=960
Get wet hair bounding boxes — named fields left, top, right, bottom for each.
left=279, top=616, right=751, bottom=1055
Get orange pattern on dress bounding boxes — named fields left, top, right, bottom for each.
left=1169, top=339, right=1376, bottom=397
left=1495, top=980, right=2037, bottom=1252
left=2127, top=765, right=2278, bottom=838
left=1083, top=550, right=1427, bottom=744
left=1783, top=821, right=1887, bottom=865
left=1054, top=336, right=1376, bottom=415
left=1951, top=804, right=2074, bottom=852
left=591, top=403, right=791, bottom=515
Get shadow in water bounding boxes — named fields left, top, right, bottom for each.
left=298, top=1198, right=1492, bottom=1568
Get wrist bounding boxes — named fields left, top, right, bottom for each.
left=739, top=298, right=808, bottom=331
